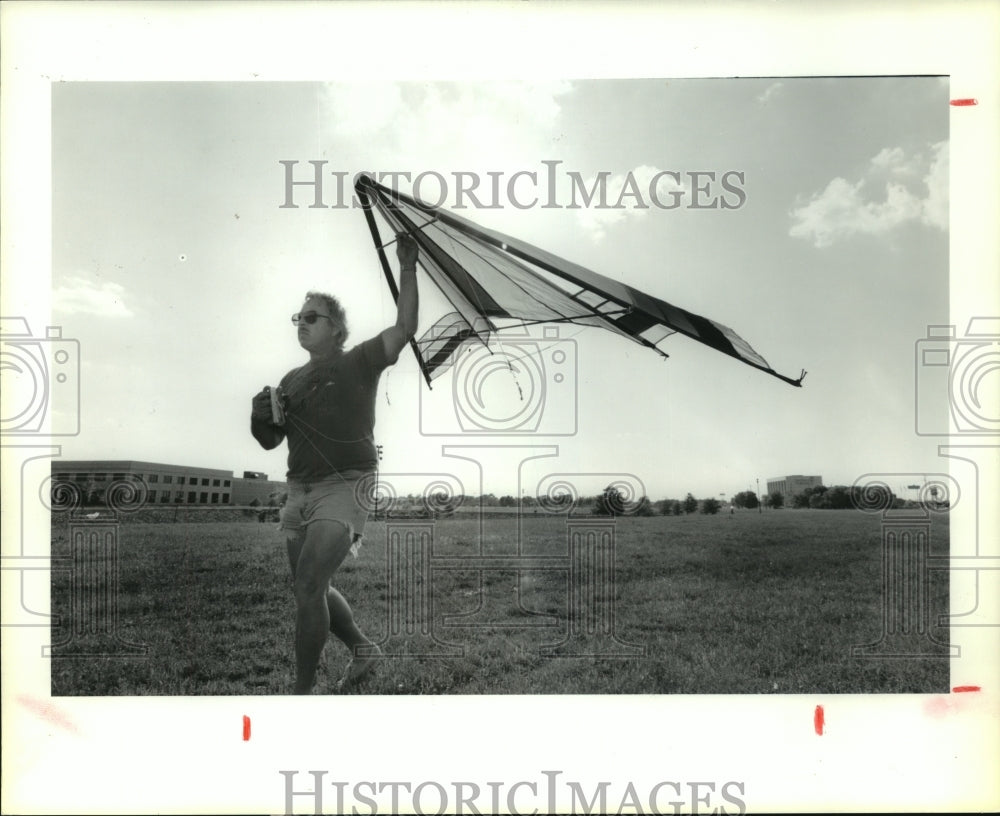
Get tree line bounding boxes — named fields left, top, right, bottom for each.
left=59, top=479, right=921, bottom=517
left=590, top=483, right=915, bottom=516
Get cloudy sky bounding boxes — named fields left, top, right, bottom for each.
left=50, top=77, right=949, bottom=499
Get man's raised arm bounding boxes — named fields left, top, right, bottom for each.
left=381, top=233, right=419, bottom=362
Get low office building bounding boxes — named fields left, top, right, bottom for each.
left=50, top=460, right=286, bottom=507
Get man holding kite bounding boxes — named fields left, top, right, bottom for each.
left=250, top=234, right=419, bottom=694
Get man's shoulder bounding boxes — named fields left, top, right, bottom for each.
left=347, top=333, right=392, bottom=367
left=279, top=364, right=306, bottom=384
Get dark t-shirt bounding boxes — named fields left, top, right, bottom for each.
left=277, top=336, right=392, bottom=481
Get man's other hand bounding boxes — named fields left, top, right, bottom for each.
left=396, top=233, right=418, bottom=269
left=252, top=388, right=273, bottom=422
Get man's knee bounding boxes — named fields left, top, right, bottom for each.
left=292, top=521, right=352, bottom=598
left=293, top=572, right=329, bottom=604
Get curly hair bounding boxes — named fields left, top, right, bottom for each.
left=304, top=291, right=349, bottom=348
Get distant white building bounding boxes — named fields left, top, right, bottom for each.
left=766, top=475, right=823, bottom=503
left=50, top=459, right=286, bottom=507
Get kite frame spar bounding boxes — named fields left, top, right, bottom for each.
left=354, top=174, right=806, bottom=390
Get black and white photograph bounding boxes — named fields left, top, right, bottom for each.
left=2, top=2, right=998, bottom=814
left=44, top=75, right=955, bottom=697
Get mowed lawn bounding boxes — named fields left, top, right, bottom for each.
left=49, top=510, right=951, bottom=695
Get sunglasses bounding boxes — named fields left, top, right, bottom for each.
left=291, top=311, right=334, bottom=326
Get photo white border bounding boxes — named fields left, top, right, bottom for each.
left=2, top=1, right=998, bottom=813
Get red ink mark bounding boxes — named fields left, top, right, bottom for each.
left=926, top=688, right=985, bottom=718
left=18, top=694, right=80, bottom=734
left=950, top=99, right=979, bottom=106
left=814, top=705, right=824, bottom=736
left=242, top=715, right=251, bottom=741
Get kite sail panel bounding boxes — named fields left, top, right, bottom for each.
left=355, top=174, right=805, bottom=388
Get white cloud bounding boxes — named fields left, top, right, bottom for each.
left=319, top=80, right=573, bottom=175
left=921, top=141, right=948, bottom=230
left=322, top=83, right=404, bottom=141
left=789, top=141, right=948, bottom=247
left=573, top=164, right=688, bottom=242
left=53, top=275, right=133, bottom=317
left=869, top=146, right=906, bottom=171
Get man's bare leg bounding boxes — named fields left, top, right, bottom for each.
left=288, top=520, right=354, bottom=694
left=287, top=531, right=368, bottom=646
left=287, top=523, right=375, bottom=693
left=326, top=585, right=368, bottom=649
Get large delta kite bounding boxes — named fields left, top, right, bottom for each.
left=355, top=174, right=805, bottom=389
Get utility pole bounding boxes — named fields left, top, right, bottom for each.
left=756, top=478, right=762, bottom=514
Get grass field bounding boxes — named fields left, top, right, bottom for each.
left=49, top=509, right=951, bottom=695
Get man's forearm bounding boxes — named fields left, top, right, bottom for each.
left=396, top=264, right=419, bottom=339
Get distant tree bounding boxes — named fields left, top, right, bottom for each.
left=848, top=483, right=899, bottom=510
left=83, top=479, right=106, bottom=506
left=927, top=485, right=942, bottom=509
left=536, top=493, right=568, bottom=512
left=671, top=500, right=682, bottom=516
left=732, top=490, right=759, bottom=510
left=499, top=495, right=517, bottom=507
left=825, top=485, right=852, bottom=509
left=768, top=491, right=784, bottom=509
left=700, top=497, right=721, bottom=515
left=682, top=493, right=698, bottom=514
left=658, top=499, right=678, bottom=516
left=633, top=496, right=655, bottom=516
left=424, top=491, right=459, bottom=517
left=792, top=485, right=825, bottom=508
left=594, top=485, right=627, bottom=516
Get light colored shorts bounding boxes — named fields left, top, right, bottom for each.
left=281, top=471, right=373, bottom=557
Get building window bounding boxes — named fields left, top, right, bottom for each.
left=95, top=474, right=107, bottom=481
left=188, top=491, right=197, bottom=503
left=164, top=475, right=173, bottom=484
left=200, top=492, right=208, bottom=503
left=211, top=493, right=219, bottom=504
left=160, top=493, right=171, bottom=504
left=148, top=490, right=157, bottom=502
left=149, top=474, right=159, bottom=483
left=113, top=472, right=126, bottom=480
left=201, top=478, right=209, bottom=486
left=212, top=479, right=220, bottom=487
left=175, top=491, right=184, bottom=502
left=224, top=480, right=231, bottom=487
left=222, top=495, right=230, bottom=504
